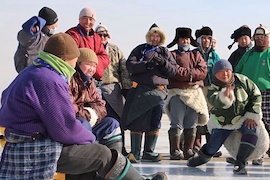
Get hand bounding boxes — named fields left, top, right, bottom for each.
left=31, top=24, right=39, bottom=33
left=244, top=119, right=257, bottom=129
left=154, top=55, right=166, bottom=66
left=146, top=61, right=157, bottom=70
left=224, top=84, right=235, bottom=97
left=121, top=89, right=130, bottom=99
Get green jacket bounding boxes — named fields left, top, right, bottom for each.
left=207, top=73, right=261, bottom=126
left=235, top=47, right=270, bottom=91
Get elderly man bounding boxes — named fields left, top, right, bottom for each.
left=66, top=7, right=110, bottom=81
left=235, top=24, right=270, bottom=161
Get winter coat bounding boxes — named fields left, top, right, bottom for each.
left=66, top=24, right=110, bottom=80
left=168, top=50, right=208, bottom=89
left=207, top=73, right=269, bottom=160
left=70, top=71, right=107, bottom=126
left=126, top=43, right=178, bottom=86
left=235, top=47, right=270, bottom=91
left=228, top=43, right=253, bottom=70
left=14, top=16, right=49, bottom=73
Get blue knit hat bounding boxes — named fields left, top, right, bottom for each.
left=213, top=59, right=233, bottom=75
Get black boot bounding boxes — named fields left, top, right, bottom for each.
left=187, top=144, right=213, bottom=167
left=183, top=128, right=196, bottom=160
left=142, top=130, right=162, bottom=162
left=168, top=128, right=184, bottom=160
left=128, top=132, right=142, bottom=163
left=233, top=133, right=258, bottom=175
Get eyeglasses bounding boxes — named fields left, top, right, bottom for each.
left=98, top=34, right=108, bottom=38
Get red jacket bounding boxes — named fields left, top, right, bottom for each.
left=66, top=25, right=110, bottom=80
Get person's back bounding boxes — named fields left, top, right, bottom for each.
left=14, top=7, right=58, bottom=73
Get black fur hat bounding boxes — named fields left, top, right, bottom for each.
left=228, top=25, right=251, bottom=49
left=167, top=27, right=198, bottom=48
left=195, top=26, right=213, bottom=39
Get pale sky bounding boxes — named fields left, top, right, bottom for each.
left=1, top=0, right=270, bottom=97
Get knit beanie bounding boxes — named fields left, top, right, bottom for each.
left=44, top=33, right=80, bottom=60
left=79, top=7, right=96, bottom=20
left=38, top=7, right=58, bottom=25
left=95, top=23, right=111, bottom=38
left=77, top=48, right=98, bottom=64
left=213, top=59, right=233, bottom=75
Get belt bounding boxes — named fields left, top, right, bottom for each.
left=6, top=132, right=47, bottom=143
left=132, top=82, right=165, bottom=89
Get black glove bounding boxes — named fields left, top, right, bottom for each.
left=145, top=61, right=157, bottom=70
left=154, top=55, right=166, bottom=66
left=121, top=89, right=130, bottom=99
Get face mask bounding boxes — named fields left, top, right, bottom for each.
left=49, top=27, right=57, bottom=35
left=178, top=44, right=190, bottom=52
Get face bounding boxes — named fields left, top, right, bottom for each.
left=215, top=69, right=233, bottom=83
left=65, top=57, right=78, bottom=68
left=211, top=38, right=216, bottom=49
left=178, top=37, right=191, bottom=45
left=150, top=32, right=161, bottom=46
left=78, top=61, right=97, bottom=76
left=97, top=31, right=109, bottom=45
left=237, top=35, right=251, bottom=47
left=201, top=35, right=212, bottom=50
left=79, top=16, right=95, bottom=32
left=254, top=34, right=268, bottom=47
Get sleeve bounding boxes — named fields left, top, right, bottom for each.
left=158, top=48, right=178, bottom=77
left=234, top=52, right=248, bottom=73
left=190, top=51, right=208, bottom=81
left=117, top=46, right=132, bottom=89
left=30, top=78, right=95, bottom=145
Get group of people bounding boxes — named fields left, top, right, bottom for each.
left=0, top=5, right=269, bottom=180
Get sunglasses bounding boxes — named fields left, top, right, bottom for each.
left=98, top=34, right=109, bottom=38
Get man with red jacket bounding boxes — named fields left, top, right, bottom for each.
left=66, top=7, right=110, bottom=81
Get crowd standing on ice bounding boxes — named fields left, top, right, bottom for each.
left=0, top=5, right=270, bottom=180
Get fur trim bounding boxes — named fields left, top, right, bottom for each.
left=218, top=87, right=235, bottom=109
left=207, top=111, right=268, bottom=160
left=164, top=87, right=209, bottom=126
left=84, top=107, right=98, bottom=127
left=145, top=27, right=166, bottom=46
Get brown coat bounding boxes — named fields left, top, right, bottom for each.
left=69, top=72, right=107, bottom=124
left=168, top=50, right=207, bottom=89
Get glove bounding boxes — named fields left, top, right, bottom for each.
left=154, top=55, right=166, bottom=66
left=121, top=89, right=130, bottom=99
left=145, top=61, right=157, bottom=70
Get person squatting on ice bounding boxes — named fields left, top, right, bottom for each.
left=187, top=59, right=269, bottom=175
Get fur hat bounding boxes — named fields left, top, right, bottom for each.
left=38, top=7, right=58, bottom=25
left=195, top=26, right=213, bottom=38
left=145, top=23, right=166, bottom=46
left=228, top=25, right=251, bottom=49
left=78, top=48, right=98, bottom=64
left=167, top=27, right=198, bottom=48
left=95, top=23, right=111, bottom=38
left=79, top=7, right=96, bottom=20
left=213, top=59, right=233, bottom=75
left=44, top=33, right=80, bottom=60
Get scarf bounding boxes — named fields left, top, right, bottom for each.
left=212, top=75, right=235, bottom=88
left=75, top=64, right=92, bottom=87
left=34, top=51, right=75, bottom=84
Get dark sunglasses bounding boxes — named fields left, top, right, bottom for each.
left=98, top=34, right=108, bottom=38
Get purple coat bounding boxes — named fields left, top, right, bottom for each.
left=0, top=65, right=95, bottom=145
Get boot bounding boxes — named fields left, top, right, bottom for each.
left=233, top=133, right=257, bottom=175
left=183, top=128, right=196, bottom=160
left=101, top=149, right=168, bottom=180
left=187, top=144, right=213, bottom=167
left=168, top=128, right=184, bottom=160
left=104, top=136, right=123, bottom=153
left=121, top=130, right=129, bottom=156
left=128, top=132, right=142, bottom=163
left=142, top=130, right=162, bottom=162
left=194, top=129, right=201, bottom=153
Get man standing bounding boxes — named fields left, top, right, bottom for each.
left=66, top=7, right=110, bottom=81
left=235, top=24, right=270, bottom=160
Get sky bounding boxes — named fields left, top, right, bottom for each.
left=1, top=0, right=270, bottom=97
